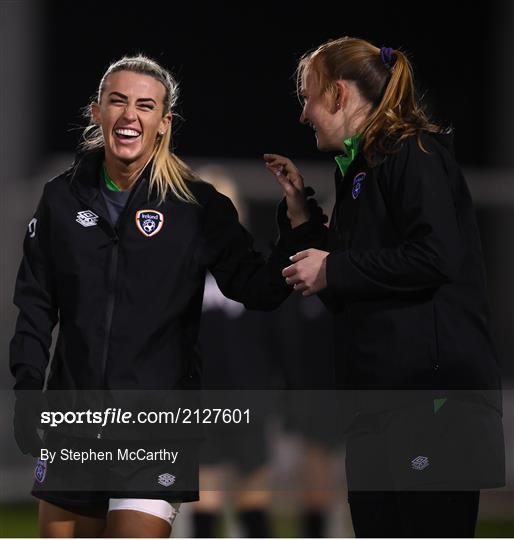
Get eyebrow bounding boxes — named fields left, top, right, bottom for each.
left=108, top=91, right=157, bottom=104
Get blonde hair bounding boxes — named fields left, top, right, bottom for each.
left=296, top=37, right=442, bottom=164
left=80, top=54, right=197, bottom=204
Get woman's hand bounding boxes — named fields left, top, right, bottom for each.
left=263, top=153, right=309, bottom=228
left=282, top=248, right=329, bottom=296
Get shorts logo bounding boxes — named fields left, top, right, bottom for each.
left=411, top=455, right=430, bottom=471
left=34, top=458, right=47, bottom=483
left=352, top=172, right=366, bottom=199
left=157, top=473, right=176, bottom=487
left=76, top=210, right=99, bottom=227
left=28, top=218, right=37, bottom=238
left=136, top=210, right=164, bottom=237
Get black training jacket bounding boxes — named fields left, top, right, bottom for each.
left=10, top=150, right=323, bottom=398
left=317, top=133, right=502, bottom=413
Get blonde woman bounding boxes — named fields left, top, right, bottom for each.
left=10, top=55, right=325, bottom=537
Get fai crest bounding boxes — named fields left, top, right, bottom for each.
left=135, top=210, right=164, bottom=237
left=352, top=172, right=367, bottom=200
left=34, top=458, right=47, bottom=483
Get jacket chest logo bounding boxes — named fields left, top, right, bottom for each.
left=352, top=172, right=367, bottom=200
left=76, top=210, right=99, bottom=227
left=135, top=209, right=164, bottom=237
left=28, top=217, right=38, bottom=238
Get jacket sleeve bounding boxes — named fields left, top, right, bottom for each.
left=325, top=136, right=464, bottom=298
left=9, top=184, right=58, bottom=390
left=199, top=188, right=328, bottom=310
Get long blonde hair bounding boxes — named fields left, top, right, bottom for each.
left=80, top=54, right=197, bottom=203
left=296, top=37, right=442, bottom=164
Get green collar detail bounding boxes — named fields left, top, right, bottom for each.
left=434, top=398, right=447, bottom=414
left=103, top=164, right=122, bottom=192
left=335, top=133, right=362, bottom=177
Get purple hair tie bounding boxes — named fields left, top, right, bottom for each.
left=380, top=47, right=396, bottom=68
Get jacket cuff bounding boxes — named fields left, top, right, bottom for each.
left=326, top=250, right=370, bottom=297
left=276, top=194, right=327, bottom=251
left=13, top=366, right=44, bottom=391
left=277, top=220, right=327, bottom=252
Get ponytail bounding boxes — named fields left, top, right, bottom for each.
left=297, top=37, right=443, bottom=165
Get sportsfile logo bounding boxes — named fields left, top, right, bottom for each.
left=76, top=210, right=99, bottom=227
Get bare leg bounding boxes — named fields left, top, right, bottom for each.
left=235, top=465, right=271, bottom=510
left=301, top=444, right=332, bottom=510
left=103, top=510, right=171, bottom=538
left=194, top=465, right=226, bottom=512
left=38, top=500, right=106, bottom=538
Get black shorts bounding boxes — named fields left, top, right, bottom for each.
left=31, top=431, right=199, bottom=517
left=345, top=397, right=505, bottom=492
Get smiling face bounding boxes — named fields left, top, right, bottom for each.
left=299, top=70, right=346, bottom=152
left=91, top=70, right=171, bottom=170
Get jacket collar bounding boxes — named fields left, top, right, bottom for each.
left=69, top=148, right=151, bottom=208
left=334, top=150, right=367, bottom=189
left=334, top=133, right=362, bottom=178
left=69, top=148, right=105, bottom=206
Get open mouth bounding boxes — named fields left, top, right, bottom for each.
left=113, top=127, right=142, bottom=142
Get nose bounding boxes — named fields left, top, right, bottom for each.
left=122, top=103, right=137, bottom=121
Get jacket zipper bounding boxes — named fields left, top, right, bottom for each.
left=97, top=229, right=119, bottom=439
left=96, top=176, right=148, bottom=439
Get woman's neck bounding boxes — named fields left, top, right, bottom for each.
left=339, top=83, right=373, bottom=150
left=104, top=158, right=144, bottom=191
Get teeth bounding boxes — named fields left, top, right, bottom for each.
left=115, top=128, right=140, bottom=137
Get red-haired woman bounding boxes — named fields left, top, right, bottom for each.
left=264, top=37, right=505, bottom=538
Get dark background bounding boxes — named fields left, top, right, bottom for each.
left=42, top=1, right=500, bottom=166
left=7, top=0, right=506, bottom=384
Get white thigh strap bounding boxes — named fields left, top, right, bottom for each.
left=108, top=498, right=181, bottom=526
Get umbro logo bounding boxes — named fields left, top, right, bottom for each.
left=157, top=473, right=176, bottom=487
left=411, top=456, right=430, bottom=471
left=76, top=210, right=99, bottom=227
